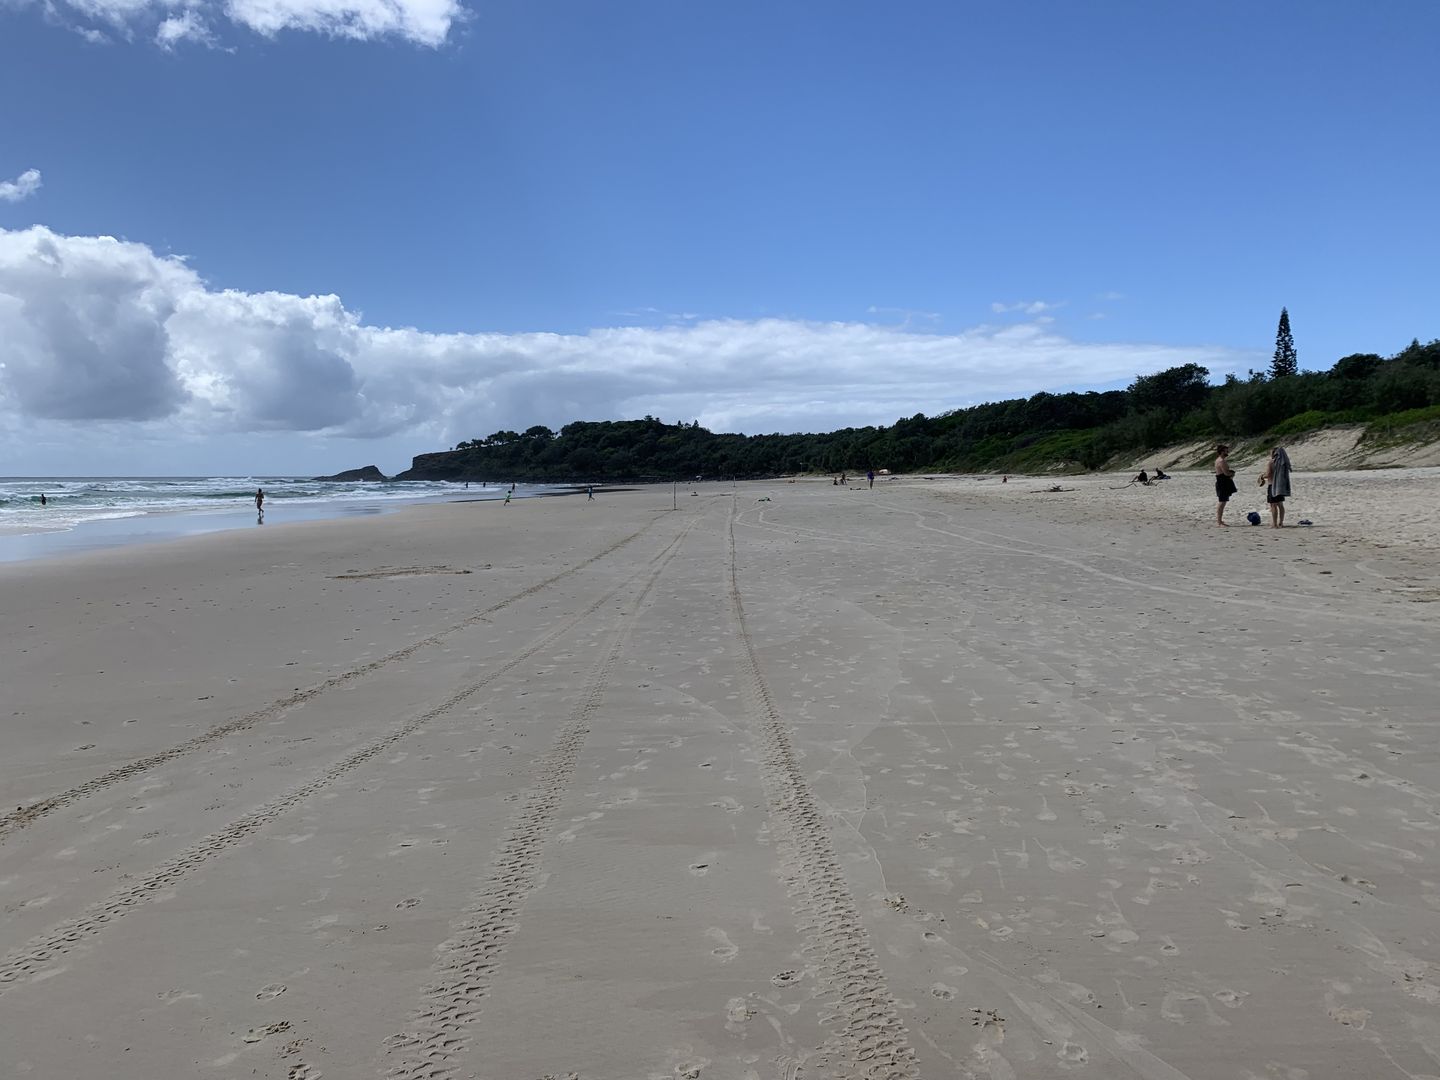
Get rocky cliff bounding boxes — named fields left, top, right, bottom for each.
left=393, top=452, right=464, bottom=481
left=312, top=465, right=388, bottom=482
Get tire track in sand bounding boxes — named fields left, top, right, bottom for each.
left=0, top=520, right=694, bottom=998
left=0, top=520, right=660, bottom=843
left=727, top=500, right=920, bottom=1080
left=373, top=510, right=704, bottom=1080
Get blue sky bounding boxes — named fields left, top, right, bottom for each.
left=1, top=0, right=1436, bottom=474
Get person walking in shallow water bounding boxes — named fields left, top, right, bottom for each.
left=255, top=487, right=265, bottom=523
left=1214, top=444, right=1237, bottom=526
left=1259, top=445, right=1293, bottom=528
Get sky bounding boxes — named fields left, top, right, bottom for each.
left=1, top=1, right=1437, bottom=476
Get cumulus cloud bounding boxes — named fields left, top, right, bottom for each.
left=8, top=0, right=463, bottom=46
left=0, top=225, right=1254, bottom=457
left=0, top=169, right=42, bottom=203
left=0, top=228, right=190, bottom=419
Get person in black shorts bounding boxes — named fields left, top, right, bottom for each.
left=1258, top=445, right=1293, bottom=528
left=1214, top=444, right=1237, bottom=526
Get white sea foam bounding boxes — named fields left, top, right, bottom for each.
left=0, top=476, right=499, bottom=536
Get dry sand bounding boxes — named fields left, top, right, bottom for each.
left=947, top=465, right=1440, bottom=553
left=3, top=475, right=1439, bottom=1079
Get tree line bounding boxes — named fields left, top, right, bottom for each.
left=396, top=335, right=1440, bottom=482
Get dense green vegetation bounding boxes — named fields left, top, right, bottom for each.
left=396, top=337, right=1440, bottom=482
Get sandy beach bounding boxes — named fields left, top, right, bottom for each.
left=3, top=475, right=1440, bottom=1079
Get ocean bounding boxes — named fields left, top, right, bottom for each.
left=0, top=476, right=544, bottom=563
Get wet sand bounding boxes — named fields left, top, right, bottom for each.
left=2, top=477, right=1439, bottom=1078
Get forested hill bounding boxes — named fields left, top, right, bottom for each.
left=395, top=338, right=1440, bottom=482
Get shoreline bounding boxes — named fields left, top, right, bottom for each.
left=0, top=483, right=584, bottom=565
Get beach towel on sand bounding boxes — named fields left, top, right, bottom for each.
left=1268, top=447, right=1293, bottom=499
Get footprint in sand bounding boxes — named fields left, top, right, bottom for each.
left=1058, top=1041, right=1089, bottom=1065
left=725, top=996, right=754, bottom=1032
left=930, top=983, right=957, bottom=1000
left=242, top=1021, right=291, bottom=1044
left=706, top=927, right=738, bottom=962
left=1328, top=1004, right=1371, bottom=1028
left=257, top=983, right=287, bottom=999
left=396, top=897, right=421, bottom=909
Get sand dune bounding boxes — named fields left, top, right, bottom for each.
left=2, top=477, right=1439, bottom=1078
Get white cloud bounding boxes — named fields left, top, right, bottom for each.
left=0, top=169, right=42, bottom=203
left=226, top=0, right=460, bottom=44
left=9, top=0, right=463, bottom=45
left=0, top=225, right=1256, bottom=465
left=991, top=299, right=1063, bottom=315
left=156, top=9, right=216, bottom=48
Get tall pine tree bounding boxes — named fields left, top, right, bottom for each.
left=1272, top=307, right=1297, bottom=378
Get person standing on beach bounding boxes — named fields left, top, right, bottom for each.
left=1258, top=445, right=1293, bottom=528
left=867, top=469, right=875, bottom=488
left=587, top=484, right=594, bottom=500
left=1214, top=444, right=1237, bottom=526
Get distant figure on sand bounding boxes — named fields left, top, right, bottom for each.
left=1259, top=445, right=1293, bottom=528
left=1214, top=445, right=1237, bottom=526
left=503, top=490, right=512, bottom=506
left=1135, top=469, right=1150, bottom=485
left=587, top=484, right=594, bottom=500
left=255, top=488, right=265, bottom=511
left=867, top=469, right=875, bottom=488
left=1153, top=468, right=1169, bottom=480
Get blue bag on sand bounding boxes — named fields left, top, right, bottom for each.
left=1247, top=511, right=1262, bottom=525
